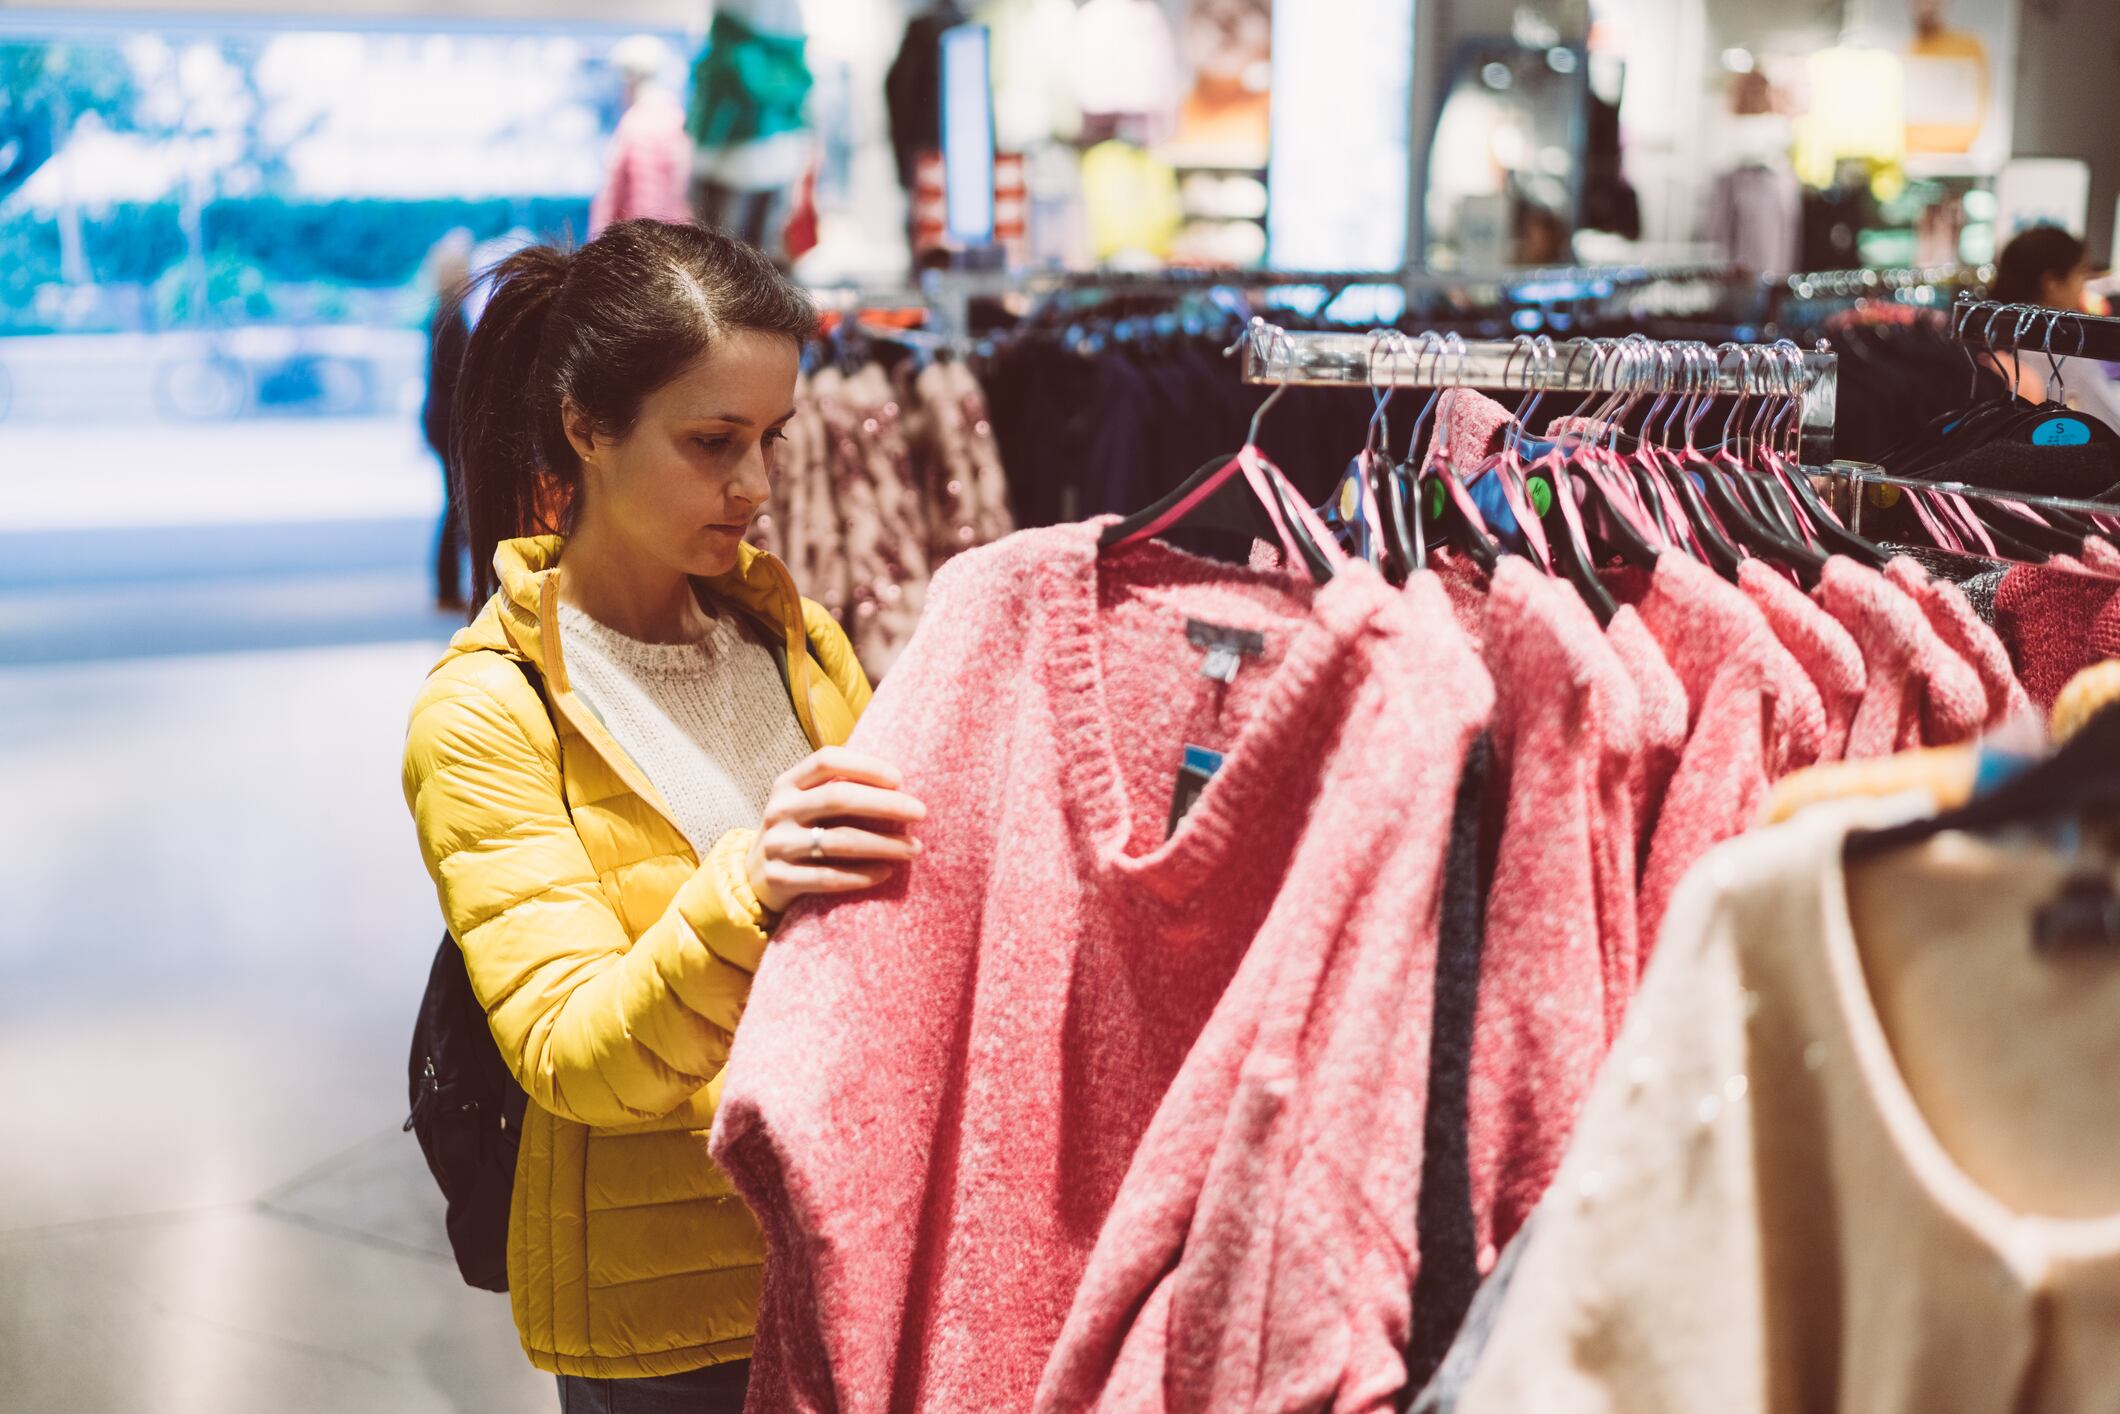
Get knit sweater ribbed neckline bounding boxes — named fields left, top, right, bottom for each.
left=1032, top=521, right=1384, bottom=905
left=554, top=601, right=746, bottom=675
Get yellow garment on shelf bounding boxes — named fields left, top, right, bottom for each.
left=1904, top=26, right=1990, bottom=156
left=1757, top=745, right=1977, bottom=828
left=2053, top=658, right=2120, bottom=744
left=1081, top=140, right=1181, bottom=263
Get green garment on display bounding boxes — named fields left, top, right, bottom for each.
left=687, top=10, right=814, bottom=152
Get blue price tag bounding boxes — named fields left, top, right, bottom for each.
left=1168, top=744, right=1228, bottom=837
left=1182, top=744, right=1227, bottom=779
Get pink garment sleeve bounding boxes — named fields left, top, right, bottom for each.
left=1739, top=559, right=1868, bottom=763
left=1994, top=556, right=2120, bottom=711
left=1815, top=557, right=1986, bottom=755
left=1634, top=556, right=1823, bottom=957
left=1882, top=556, right=2033, bottom=732
left=712, top=551, right=1024, bottom=1412
left=1466, top=566, right=1642, bottom=1262
left=1604, top=606, right=1688, bottom=869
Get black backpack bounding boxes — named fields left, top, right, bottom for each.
left=403, top=656, right=552, bottom=1292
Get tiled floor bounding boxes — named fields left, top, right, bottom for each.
left=0, top=505, right=552, bottom=1410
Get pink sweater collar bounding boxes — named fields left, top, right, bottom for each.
left=1033, top=521, right=1396, bottom=904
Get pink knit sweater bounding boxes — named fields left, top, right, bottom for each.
left=1881, top=556, right=2033, bottom=731
left=1739, top=560, right=1867, bottom=762
left=1609, top=554, right=1825, bottom=958
left=714, top=524, right=1493, bottom=1413
left=1464, top=561, right=1643, bottom=1267
left=1605, top=604, right=1688, bottom=866
left=1813, top=557, right=1987, bottom=757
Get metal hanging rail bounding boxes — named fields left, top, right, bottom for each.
left=1237, top=321, right=1841, bottom=464
left=1949, top=297, right=2120, bottom=361
left=1822, top=462, right=2120, bottom=534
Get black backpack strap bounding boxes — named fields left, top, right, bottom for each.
left=484, top=651, right=571, bottom=823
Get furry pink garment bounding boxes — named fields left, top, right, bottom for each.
left=1605, top=604, right=1688, bottom=869
left=1882, top=556, right=2034, bottom=731
left=588, top=89, right=692, bottom=232
left=715, top=524, right=1492, bottom=1414
left=1436, top=390, right=1515, bottom=481
left=1609, top=554, right=1825, bottom=960
left=1430, top=551, right=1491, bottom=643
left=1738, top=560, right=1868, bottom=762
left=1813, top=556, right=1987, bottom=756
left=1033, top=570, right=1493, bottom=1414
left=1464, top=561, right=1644, bottom=1268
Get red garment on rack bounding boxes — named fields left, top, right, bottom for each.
left=1463, top=561, right=1644, bottom=1270
left=713, top=524, right=1493, bottom=1414
left=1882, top=556, right=2034, bottom=732
left=1812, top=556, right=1987, bottom=757
left=1994, top=554, right=2120, bottom=711
left=1608, top=554, right=1825, bottom=958
left=1739, top=560, right=1868, bottom=763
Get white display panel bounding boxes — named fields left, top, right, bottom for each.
left=1266, top=0, right=1417, bottom=271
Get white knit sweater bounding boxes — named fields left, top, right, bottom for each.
left=557, top=603, right=813, bottom=855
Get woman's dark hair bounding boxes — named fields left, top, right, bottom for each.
left=1992, top=225, right=2087, bottom=306
left=449, top=219, right=817, bottom=604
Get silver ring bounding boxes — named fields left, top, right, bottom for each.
left=808, top=825, right=826, bottom=861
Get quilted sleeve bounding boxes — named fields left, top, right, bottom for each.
left=403, top=657, right=770, bottom=1129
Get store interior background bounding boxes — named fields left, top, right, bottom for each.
left=2, top=1, right=2117, bottom=1411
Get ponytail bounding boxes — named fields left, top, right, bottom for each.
left=446, top=220, right=817, bottom=609
left=450, top=243, right=575, bottom=607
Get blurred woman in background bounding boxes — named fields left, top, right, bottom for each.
left=1987, top=224, right=2120, bottom=430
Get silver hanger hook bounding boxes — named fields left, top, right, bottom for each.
left=1716, top=342, right=1751, bottom=449
left=1243, top=321, right=1292, bottom=447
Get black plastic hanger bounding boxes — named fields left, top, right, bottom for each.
left=1664, top=346, right=1826, bottom=584
left=1099, top=375, right=1338, bottom=583
left=1749, top=342, right=1894, bottom=569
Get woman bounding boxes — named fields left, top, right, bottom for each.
left=403, top=219, right=924, bottom=1411
left=1987, top=224, right=2120, bottom=428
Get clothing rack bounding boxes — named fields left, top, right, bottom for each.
left=919, top=261, right=1739, bottom=344
left=1822, top=462, right=2120, bottom=535
left=1238, top=320, right=1842, bottom=465
left=1949, top=298, right=2120, bottom=361
left=1779, top=263, right=1990, bottom=305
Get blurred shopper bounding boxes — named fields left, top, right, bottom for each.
left=591, top=36, right=693, bottom=235
left=1704, top=70, right=1799, bottom=277
left=686, top=0, right=814, bottom=250
left=404, top=220, right=924, bottom=1411
left=1988, top=225, right=2120, bottom=429
left=423, top=231, right=473, bottom=613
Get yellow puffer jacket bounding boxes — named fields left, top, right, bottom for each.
left=402, top=535, right=869, bottom=1377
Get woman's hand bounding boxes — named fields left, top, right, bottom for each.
left=745, top=747, right=927, bottom=915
